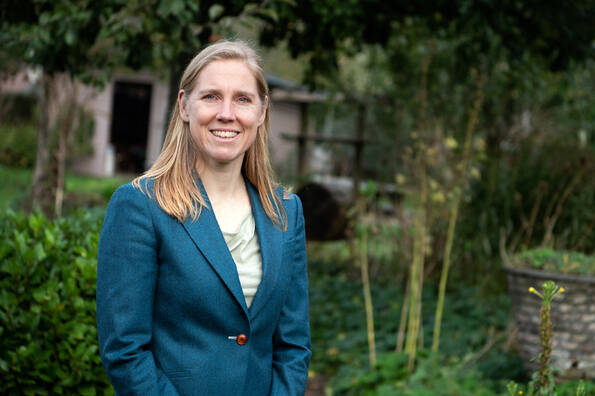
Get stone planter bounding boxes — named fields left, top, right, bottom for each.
left=504, top=265, right=595, bottom=380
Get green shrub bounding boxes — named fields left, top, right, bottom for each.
left=0, top=209, right=112, bottom=395
left=0, top=123, right=38, bottom=168
left=512, top=248, right=594, bottom=275
left=331, top=351, right=500, bottom=395
left=0, top=91, right=37, bottom=124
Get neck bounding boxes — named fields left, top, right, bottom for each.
left=197, top=160, right=245, bottom=203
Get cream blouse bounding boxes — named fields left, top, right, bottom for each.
left=221, top=212, right=262, bottom=308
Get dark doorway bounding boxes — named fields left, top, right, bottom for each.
left=110, top=81, right=152, bottom=174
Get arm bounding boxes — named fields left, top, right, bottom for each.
left=96, top=185, right=179, bottom=396
left=270, top=195, right=312, bottom=395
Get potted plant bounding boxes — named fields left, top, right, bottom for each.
left=503, top=248, right=595, bottom=380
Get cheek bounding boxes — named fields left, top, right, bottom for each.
left=238, top=108, right=264, bottom=128
left=188, top=104, right=214, bottom=127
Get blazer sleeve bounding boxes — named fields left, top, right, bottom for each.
left=270, top=194, right=312, bottom=395
left=96, top=185, right=179, bottom=396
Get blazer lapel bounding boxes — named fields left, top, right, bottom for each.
left=181, top=178, right=249, bottom=316
left=246, top=182, right=283, bottom=319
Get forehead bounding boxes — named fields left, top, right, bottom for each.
left=196, top=59, right=259, bottom=93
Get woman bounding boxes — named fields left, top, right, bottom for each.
left=96, top=40, right=311, bottom=395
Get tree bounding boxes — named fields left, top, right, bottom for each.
left=2, top=0, right=127, bottom=216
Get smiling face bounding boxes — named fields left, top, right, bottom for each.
left=179, top=59, right=267, bottom=171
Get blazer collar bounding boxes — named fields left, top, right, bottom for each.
left=181, top=175, right=283, bottom=319
left=245, top=181, right=283, bottom=319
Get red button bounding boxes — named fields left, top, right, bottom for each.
left=236, top=334, right=248, bottom=345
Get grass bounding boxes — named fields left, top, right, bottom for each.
left=0, top=164, right=131, bottom=212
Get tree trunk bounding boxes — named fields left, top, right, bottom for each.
left=54, top=76, right=79, bottom=217
left=30, top=72, right=55, bottom=216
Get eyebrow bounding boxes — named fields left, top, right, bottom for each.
left=195, top=88, right=258, bottom=99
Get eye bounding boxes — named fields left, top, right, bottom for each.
left=236, top=96, right=251, bottom=104
left=202, top=93, right=218, bottom=101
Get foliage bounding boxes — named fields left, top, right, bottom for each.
left=307, top=242, right=526, bottom=392
left=0, top=90, right=37, bottom=124
left=512, top=249, right=594, bottom=276
left=0, top=91, right=39, bottom=168
left=332, top=351, right=499, bottom=396
left=2, top=0, right=119, bottom=86
left=0, top=209, right=112, bottom=395
left=261, top=0, right=595, bottom=86
left=307, top=241, right=594, bottom=394
left=0, top=165, right=32, bottom=211
left=458, top=135, right=595, bottom=281
left=0, top=122, right=38, bottom=168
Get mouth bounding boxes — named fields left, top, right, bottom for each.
left=210, top=129, right=240, bottom=139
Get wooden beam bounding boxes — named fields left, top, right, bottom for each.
left=281, top=133, right=371, bottom=145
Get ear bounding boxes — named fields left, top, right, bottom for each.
left=257, top=95, right=268, bottom=127
left=178, top=89, right=189, bottom=122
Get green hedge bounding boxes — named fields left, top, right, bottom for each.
left=0, top=209, right=113, bottom=395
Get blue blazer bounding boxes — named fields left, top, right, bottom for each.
left=96, top=178, right=311, bottom=395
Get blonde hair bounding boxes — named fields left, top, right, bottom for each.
left=132, top=40, right=286, bottom=229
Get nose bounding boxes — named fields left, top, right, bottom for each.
left=216, top=99, right=236, bottom=122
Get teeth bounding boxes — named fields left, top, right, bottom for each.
left=211, top=130, right=239, bottom=138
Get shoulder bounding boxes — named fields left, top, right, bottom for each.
left=106, top=180, right=157, bottom=217
left=275, top=186, right=304, bottom=236
left=277, top=186, right=303, bottom=214
left=110, top=178, right=154, bottom=202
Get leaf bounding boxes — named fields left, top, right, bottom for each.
left=256, top=8, right=279, bottom=22
left=208, top=4, right=225, bottom=21
left=44, top=228, right=56, bottom=248
left=34, top=243, right=47, bottom=262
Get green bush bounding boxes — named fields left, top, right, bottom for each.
left=0, top=91, right=38, bottom=168
left=0, top=123, right=38, bottom=168
left=0, top=92, right=37, bottom=124
left=0, top=209, right=112, bottom=395
left=332, top=351, right=500, bottom=395
left=512, top=248, right=594, bottom=276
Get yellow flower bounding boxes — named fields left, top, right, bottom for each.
left=519, top=391, right=523, bottom=395
left=528, top=287, right=536, bottom=293
left=559, top=287, right=565, bottom=293
left=470, top=167, right=481, bottom=180
left=445, top=137, right=458, bottom=149
left=431, top=191, right=446, bottom=203
left=326, top=347, right=340, bottom=357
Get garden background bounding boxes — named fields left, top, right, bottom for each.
left=1, top=1, right=594, bottom=395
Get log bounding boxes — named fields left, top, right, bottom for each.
left=296, top=182, right=349, bottom=241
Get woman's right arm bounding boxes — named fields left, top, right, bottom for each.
left=96, top=184, right=179, bottom=395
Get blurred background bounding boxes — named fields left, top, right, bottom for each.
left=1, top=1, right=594, bottom=394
